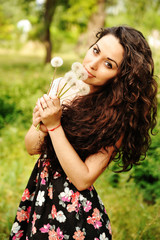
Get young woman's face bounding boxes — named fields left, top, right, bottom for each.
left=82, top=34, right=124, bottom=92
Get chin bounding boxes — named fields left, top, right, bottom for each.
left=83, top=78, right=89, bottom=84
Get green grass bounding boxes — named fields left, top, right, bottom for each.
left=0, top=47, right=160, bottom=240
left=95, top=170, right=160, bottom=240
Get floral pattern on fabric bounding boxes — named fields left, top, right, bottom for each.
left=10, top=156, right=112, bottom=239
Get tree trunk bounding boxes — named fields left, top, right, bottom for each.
left=44, top=28, right=52, bottom=63
left=76, top=0, right=106, bottom=54
left=43, top=0, right=58, bottom=63
left=86, top=0, right=106, bottom=45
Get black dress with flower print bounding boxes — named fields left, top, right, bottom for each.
left=10, top=155, right=112, bottom=240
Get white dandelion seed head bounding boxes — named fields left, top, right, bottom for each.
left=81, top=69, right=88, bottom=81
left=51, top=57, right=63, bottom=67
left=75, top=80, right=84, bottom=89
left=71, top=62, right=84, bottom=73
left=80, top=85, right=90, bottom=95
left=64, top=71, right=77, bottom=82
left=64, top=71, right=77, bottom=89
left=70, top=81, right=77, bottom=90
left=65, top=79, right=77, bottom=91
left=75, top=68, right=88, bottom=81
left=77, top=80, right=90, bottom=95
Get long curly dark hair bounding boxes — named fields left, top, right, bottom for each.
left=42, top=26, right=157, bottom=172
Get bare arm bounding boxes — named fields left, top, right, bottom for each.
left=48, top=126, right=113, bottom=191
left=25, top=102, right=48, bottom=155
left=38, top=95, right=121, bottom=191
left=25, top=81, right=76, bottom=156
left=25, top=124, right=47, bottom=155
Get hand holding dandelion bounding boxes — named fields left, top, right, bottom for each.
left=48, top=58, right=90, bottom=99
left=36, top=57, right=90, bottom=130
left=36, top=57, right=63, bottom=131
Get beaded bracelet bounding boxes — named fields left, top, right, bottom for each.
left=48, top=123, right=61, bottom=132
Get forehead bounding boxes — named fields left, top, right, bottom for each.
left=96, top=34, right=124, bottom=65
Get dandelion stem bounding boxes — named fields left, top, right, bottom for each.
left=53, top=67, right=57, bottom=81
left=57, top=82, right=68, bottom=97
left=60, top=90, right=80, bottom=100
left=36, top=123, right=40, bottom=131
left=47, top=81, right=52, bottom=95
left=59, top=84, right=75, bottom=98
left=47, top=68, right=57, bottom=95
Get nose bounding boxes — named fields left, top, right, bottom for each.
left=89, top=58, right=99, bottom=71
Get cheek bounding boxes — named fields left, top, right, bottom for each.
left=83, top=51, right=92, bottom=64
left=98, top=70, right=117, bottom=84
left=98, top=69, right=109, bottom=81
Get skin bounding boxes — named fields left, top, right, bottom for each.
left=83, top=34, right=124, bottom=92
left=25, top=34, right=124, bottom=191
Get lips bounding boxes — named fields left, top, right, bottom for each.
left=84, top=67, right=95, bottom=78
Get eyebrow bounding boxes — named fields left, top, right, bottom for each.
left=96, top=43, right=119, bottom=68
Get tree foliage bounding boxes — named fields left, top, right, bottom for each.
left=124, top=0, right=160, bottom=29
left=0, top=0, right=24, bottom=42
left=0, top=0, right=119, bottom=61
left=16, top=0, right=104, bottom=62
left=59, top=0, right=97, bottom=32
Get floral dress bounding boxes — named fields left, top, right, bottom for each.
left=10, top=155, right=112, bottom=240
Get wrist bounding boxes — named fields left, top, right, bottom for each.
left=47, top=123, right=61, bottom=132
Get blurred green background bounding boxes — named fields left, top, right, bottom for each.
left=0, top=0, right=160, bottom=239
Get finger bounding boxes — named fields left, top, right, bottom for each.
left=33, top=106, right=41, bottom=117
left=35, top=99, right=39, bottom=106
left=49, top=95, right=58, bottom=102
left=33, top=117, right=41, bottom=127
left=35, top=99, right=41, bottom=109
left=33, top=105, right=38, bottom=113
left=40, top=95, right=48, bottom=110
left=33, top=110, right=40, bottom=118
left=37, top=98, right=44, bottom=115
left=43, top=94, right=54, bottom=109
left=48, top=95, right=60, bottom=107
left=51, top=97, right=60, bottom=108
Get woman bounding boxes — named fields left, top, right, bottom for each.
left=10, top=26, right=157, bottom=240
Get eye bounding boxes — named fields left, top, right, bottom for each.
left=105, top=61, right=112, bottom=69
left=93, top=47, right=99, bottom=54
